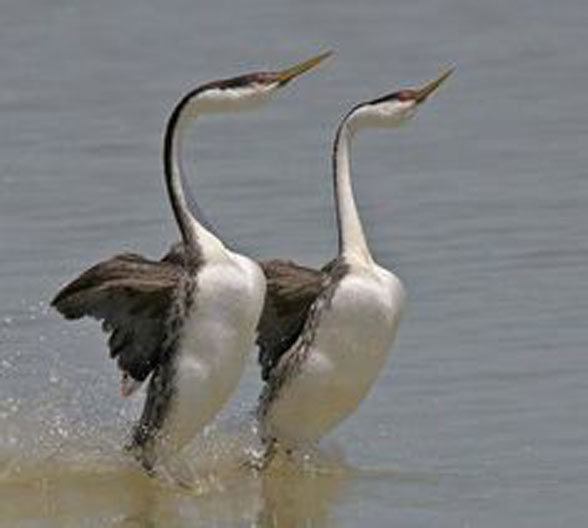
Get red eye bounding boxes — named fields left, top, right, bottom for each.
left=396, top=90, right=414, bottom=102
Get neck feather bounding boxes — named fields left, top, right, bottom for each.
left=163, top=90, right=226, bottom=258
left=332, top=120, right=372, bottom=265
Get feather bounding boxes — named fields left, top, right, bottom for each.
left=51, top=248, right=189, bottom=382
left=256, top=259, right=329, bottom=380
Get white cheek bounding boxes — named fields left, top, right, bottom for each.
left=383, top=101, right=417, bottom=123
left=351, top=101, right=417, bottom=131
left=194, top=85, right=277, bottom=114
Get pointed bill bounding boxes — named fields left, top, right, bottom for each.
left=277, top=50, right=333, bottom=85
left=413, top=67, right=454, bottom=103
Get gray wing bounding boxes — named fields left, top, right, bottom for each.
left=51, top=247, right=187, bottom=382
left=257, top=259, right=330, bottom=381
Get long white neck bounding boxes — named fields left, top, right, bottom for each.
left=163, top=91, right=227, bottom=260
left=333, top=121, right=373, bottom=266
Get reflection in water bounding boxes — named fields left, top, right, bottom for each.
left=0, top=419, right=350, bottom=526
left=256, top=452, right=349, bottom=528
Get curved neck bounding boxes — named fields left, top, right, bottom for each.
left=163, top=90, right=225, bottom=259
left=332, top=120, right=372, bottom=265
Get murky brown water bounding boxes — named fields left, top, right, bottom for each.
left=0, top=428, right=357, bottom=527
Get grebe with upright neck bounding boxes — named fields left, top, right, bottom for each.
left=51, top=52, right=332, bottom=471
left=256, top=69, right=453, bottom=464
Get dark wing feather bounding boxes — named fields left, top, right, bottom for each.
left=51, top=250, right=186, bottom=382
left=257, top=259, right=329, bottom=381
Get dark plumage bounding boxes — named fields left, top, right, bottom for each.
left=51, top=244, right=199, bottom=468
left=51, top=245, right=196, bottom=384
left=256, top=260, right=327, bottom=381
left=256, top=258, right=352, bottom=383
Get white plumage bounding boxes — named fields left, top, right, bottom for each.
left=164, top=253, right=265, bottom=456
left=257, top=69, right=453, bottom=459
left=265, top=264, right=405, bottom=444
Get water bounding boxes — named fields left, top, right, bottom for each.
left=1, top=0, right=587, bottom=525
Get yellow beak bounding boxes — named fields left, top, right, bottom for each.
left=413, top=67, right=454, bottom=103
left=277, top=50, right=333, bottom=85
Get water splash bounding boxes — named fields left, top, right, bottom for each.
left=0, top=408, right=355, bottom=526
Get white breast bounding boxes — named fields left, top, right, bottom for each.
left=266, top=265, right=405, bottom=444
left=160, top=253, right=265, bottom=455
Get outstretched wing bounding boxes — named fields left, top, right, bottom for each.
left=257, top=259, right=329, bottom=381
left=51, top=248, right=188, bottom=383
